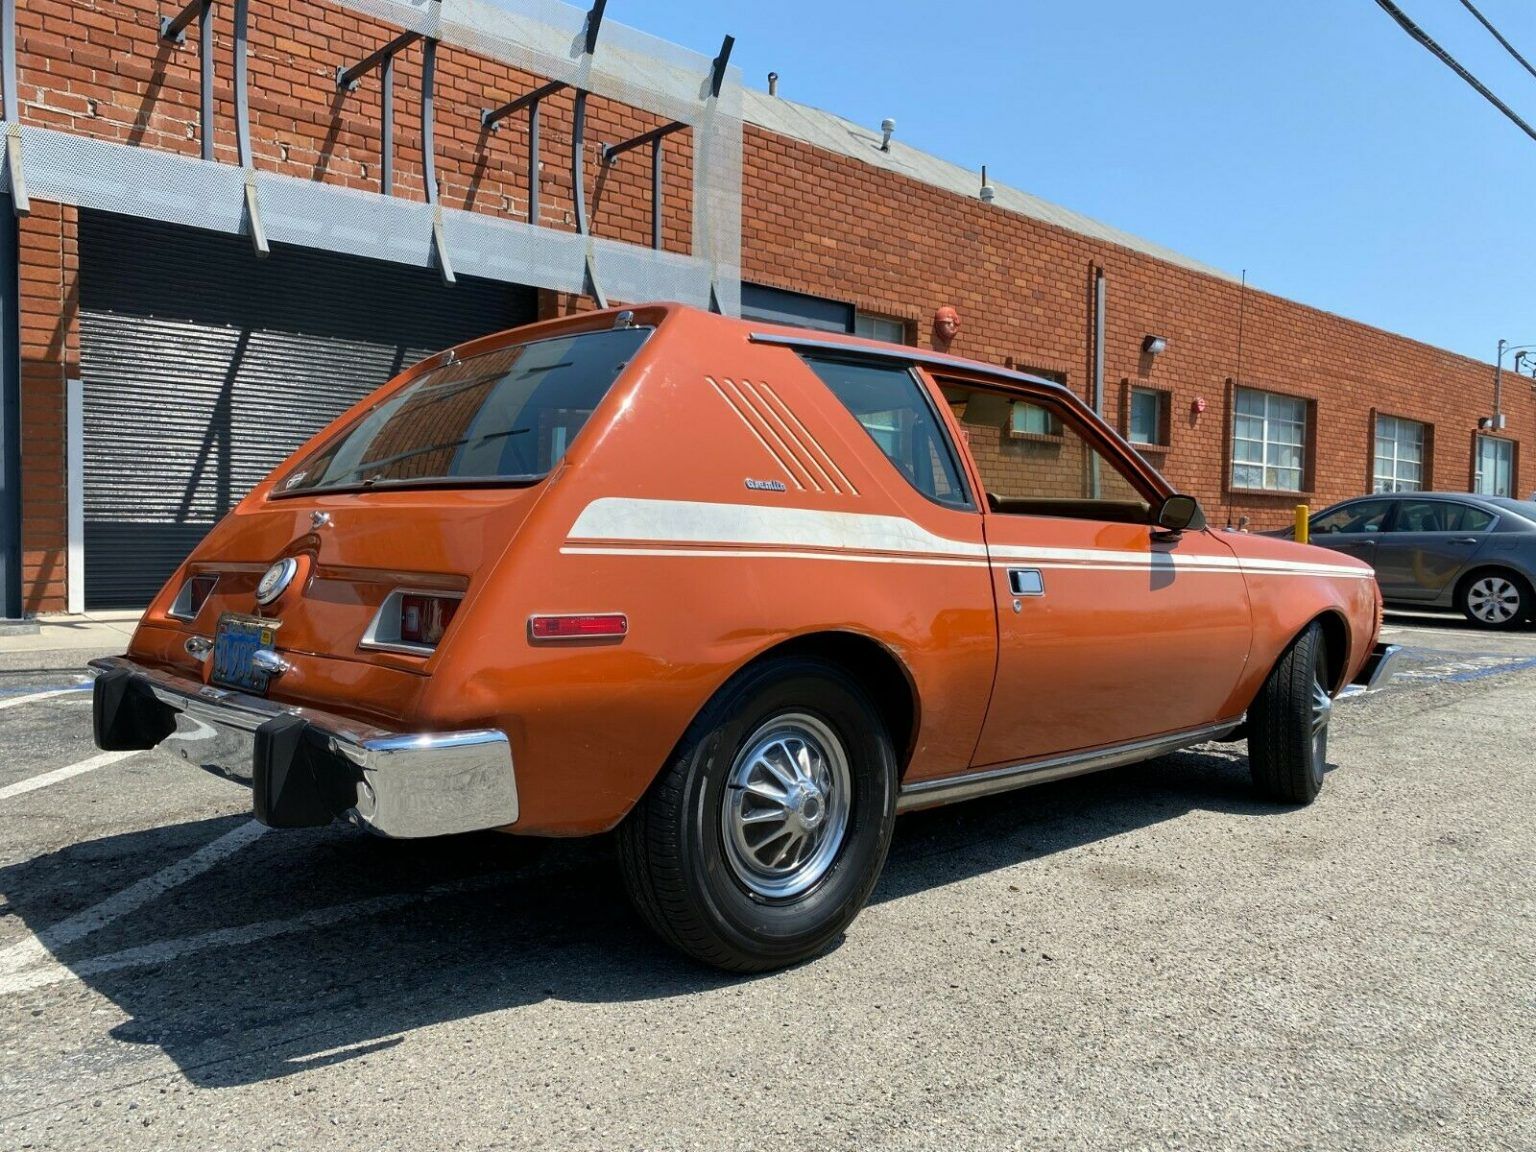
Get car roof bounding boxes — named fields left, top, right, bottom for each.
left=1324, top=492, right=1536, bottom=527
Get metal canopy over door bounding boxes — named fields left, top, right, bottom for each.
left=79, top=211, right=536, bottom=608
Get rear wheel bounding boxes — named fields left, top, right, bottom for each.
left=617, top=657, right=898, bottom=972
left=1248, top=622, right=1331, bottom=805
left=1456, top=569, right=1532, bottom=629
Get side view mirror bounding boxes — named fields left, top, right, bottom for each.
left=1154, top=494, right=1204, bottom=534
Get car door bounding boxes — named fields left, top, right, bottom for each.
left=932, top=375, right=1253, bottom=768
left=1307, top=497, right=1396, bottom=570
left=1374, top=498, right=1497, bottom=601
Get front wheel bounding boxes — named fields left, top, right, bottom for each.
left=1457, top=570, right=1532, bottom=630
left=1248, top=622, right=1331, bottom=805
left=617, top=656, right=898, bottom=972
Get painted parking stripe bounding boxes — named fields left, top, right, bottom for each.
left=0, top=865, right=517, bottom=998
left=0, top=685, right=91, bottom=711
left=0, top=819, right=268, bottom=978
left=0, top=750, right=139, bottom=802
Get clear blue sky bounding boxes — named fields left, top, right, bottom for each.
left=632, top=0, right=1536, bottom=365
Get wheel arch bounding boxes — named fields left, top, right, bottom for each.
left=720, top=631, right=921, bottom=779
left=1311, top=608, right=1351, bottom=695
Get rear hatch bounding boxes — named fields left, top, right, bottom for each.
left=137, top=319, right=656, bottom=716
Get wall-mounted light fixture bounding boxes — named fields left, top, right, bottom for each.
left=1142, top=335, right=1168, bottom=355
left=879, top=118, right=894, bottom=151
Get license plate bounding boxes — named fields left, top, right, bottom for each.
left=211, top=613, right=281, bottom=695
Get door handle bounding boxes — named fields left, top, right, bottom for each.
left=1451, top=537, right=1479, bottom=545
left=1008, top=568, right=1044, bottom=596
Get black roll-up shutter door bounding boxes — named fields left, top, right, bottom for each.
left=79, top=211, right=536, bottom=608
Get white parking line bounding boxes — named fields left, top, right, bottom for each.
left=0, top=750, right=139, bottom=802
left=0, top=889, right=413, bottom=996
left=0, top=685, right=90, bottom=711
left=0, top=865, right=515, bottom=997
left=0, top=819, right=269, bottom=979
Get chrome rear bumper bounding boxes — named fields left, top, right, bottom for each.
left=88, top=656, right=518, bottom=838
left=1351, top=642, right=1403, bottom=692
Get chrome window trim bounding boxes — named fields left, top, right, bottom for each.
left=359, top=588, right=467, bottom=657
left=748, top=330, right=1071, bottom=397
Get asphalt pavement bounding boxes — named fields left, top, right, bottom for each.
left=0, top=611, right=1532, bottom=1150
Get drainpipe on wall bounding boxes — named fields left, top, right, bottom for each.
left=1091, top=265, right=1106, bottom=499
left=0, top=192, right=21, bottom=621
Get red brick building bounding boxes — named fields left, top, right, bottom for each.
left=0, top=0, right=1525, bottom=616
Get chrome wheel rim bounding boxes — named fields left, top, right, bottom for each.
left=1311, top=672, right=1332, bottom=776
left=721, top=712, right=852, bottom=900
left=1467, top=576, right=1520, bottom=624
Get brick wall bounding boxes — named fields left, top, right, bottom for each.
left=18, top=202, right=78, bottom=614
left=736, top=123, right=1528, bottom=531
left=9, top=0, right=1527, bottom=611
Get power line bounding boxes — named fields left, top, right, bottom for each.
left=1371, top=0, right=1536, bottom=144
left=1458, top=0, right=1536, bottom=84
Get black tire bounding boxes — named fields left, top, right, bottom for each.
left=616, top=656, right=898, bottom=972
left=1455, top=568, right=1533, bottom=630
left=1248, top=622, right=1331, bottom=805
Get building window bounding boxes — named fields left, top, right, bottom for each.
left=854, top=313, right=909, bottom=345
left=1474, top=435, right=1514, bottom=497
left=1373, top=415, right=1426, bottom=492
left=740, top=283, right=853, bottom=333
left=1009, top=400, right=1062, bottom=438
left=1128, top=387, right=1166, bottom=446
left=1231, top=387, right=1307, bottom=492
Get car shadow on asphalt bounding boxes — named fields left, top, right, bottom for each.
left=0, top=742, right=1289, bottom=1088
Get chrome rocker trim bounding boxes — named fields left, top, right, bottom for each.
left=88, top=656, right=518, bottom=838
left=896, top=717, right=1244, bottom=812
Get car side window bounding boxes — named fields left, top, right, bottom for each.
left=1446, top=504, right=1495, bottom=532
left=1390, top=501, right=1494, bottom=533
left=1312, top=500, right=1393, bottom=534
left=802, top=356, right=971, bottom=509
left=940, top=382, right=1153, bottom=524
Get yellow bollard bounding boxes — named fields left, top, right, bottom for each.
left=1295, top=504, right=1309, bottom=545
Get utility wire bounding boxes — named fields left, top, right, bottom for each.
left=1371, top=0, right=1536, bottom=143
left=1458, top=0, right=1536, bottom=84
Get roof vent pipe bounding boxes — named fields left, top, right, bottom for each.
left=767, top=71, right=778, bottom=96
left=880, top=118, right=894, bottom=151
left=979, top=165, right=995, bottom=203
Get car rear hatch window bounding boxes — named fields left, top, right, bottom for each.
left=277, top=326, right=651, bottom=495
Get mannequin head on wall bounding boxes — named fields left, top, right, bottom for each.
left=932, top=305, right=961, bottom=351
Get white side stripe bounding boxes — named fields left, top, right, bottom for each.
left=569, top=497, right=988, bottom=560
left=566, top=498, right=1375, bottom=580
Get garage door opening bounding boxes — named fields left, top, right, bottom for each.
left=79, top=211, right=537, bottom=609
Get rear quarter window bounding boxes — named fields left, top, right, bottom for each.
left=802, top=356, right=971, bottom=509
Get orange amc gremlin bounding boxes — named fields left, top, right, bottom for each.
left=91, top=303, right=1399, bottom=971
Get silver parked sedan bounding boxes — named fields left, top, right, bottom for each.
left=1271, top=492, right=1536, bottom=629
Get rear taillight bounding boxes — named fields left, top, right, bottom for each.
left=399, top=593, right=459, bottom=646
left=528, top=613, right=628, bottom=641
left=168, top=573, right=219, bottom=620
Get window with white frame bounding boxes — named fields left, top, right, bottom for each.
left=854, top=313, right=908, bottom=345
left=1231, top=387, right=1307, bottom=491
left=1373, top=415, right=1426, bottom=492
left=1129, top=387, right=1164, bottom=446
left=1475, top=435, right=1514, bottom=497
